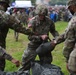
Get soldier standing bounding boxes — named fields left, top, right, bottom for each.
left=54, top=0, right=76, bottom=75
left=12, top=8, right=29, bottom=41
left=28, top=7, right=36, bottom=20
left=19, top=4, right=59, bottom=71
left=0, top=0, right=32, bottom=71
left=62, top=0, right=76, bottom=75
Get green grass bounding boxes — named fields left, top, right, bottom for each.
left=5, top=21, right=69, bottom=74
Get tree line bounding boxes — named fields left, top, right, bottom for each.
left=50, top=0, right=68, bottom=5
left=31, top=0, right=68, bottom=5
left=10, top=0, right=68, bottom=5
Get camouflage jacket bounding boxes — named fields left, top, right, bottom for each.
left=28, top=15, right=59, bottom=42
left=12, top=11, right=28, bottom=25
left=0, top=46, right=13, bottom=61
left=18, top=11, right=28, bottom=25
left=63, top=12, right=76, bottom=58
left=29, top=10, right=36, bottom=19
left=0, top=10, right=31, bottom=48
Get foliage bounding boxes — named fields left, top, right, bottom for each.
left=49, top=0, right=68, bottom=5
left=10, top=0, right=15, bottom=3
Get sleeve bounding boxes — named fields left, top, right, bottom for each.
left=64, top=24, right=75, bottom=49
left=0, top=46, right=5, bottom=57
left=8, top=15, right=32, bottom=35
left=56, top=33, right=65, bottom=44
left=3, top=53, right=13, bottom=61
left=50, top=21, right=59, bottom=39
left=63, top=23, right=75, bottom=59
left=0, top=46, right=13, bottom=61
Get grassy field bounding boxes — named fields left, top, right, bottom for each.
left=5, top=21, right=69, bottom=75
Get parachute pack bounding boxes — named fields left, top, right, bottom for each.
left=31, top=62, right=64, bottom=75
left=0, top=70, right=29, bottom=75
left=36, top=41, right=55, bottom=55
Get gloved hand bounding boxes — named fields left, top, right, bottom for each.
left=11, top=58, right=20, bottom=67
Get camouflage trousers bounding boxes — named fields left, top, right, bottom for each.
left=0, top=70, right=29, bottom=75
left=19, top=42, right=52, bottom=71
left=68, top=48, right=76, bottom=72
left=63, top=46, right=73, bottom=63
left=63, top=45, right=76, bottom=73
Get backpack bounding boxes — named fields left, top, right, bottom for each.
left=31, top=62, right=64, bottom=75
left=0, top=70, right=29, bottom=75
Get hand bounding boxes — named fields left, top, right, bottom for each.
left=40, top=35, right=48, bottom=40
left=11, top=58, right=20, bottom=67
left=51, top=39, right=57, bottom=46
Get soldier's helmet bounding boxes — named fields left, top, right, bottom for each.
left=35, top=4, right=48, bottom=16
left=0, top=0, right=9, bottom=6
left=68, top=0, right=76, bottom=8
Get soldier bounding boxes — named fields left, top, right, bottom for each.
left=28, top=7, right=36, bottom=20
left=53, top=0, right=76, bottom=75
left=63, top=0, right=76, bottom=75
left=0, top=0, right=32, bottom=71
left=19, top=4, right=59, bottom=71
left=12, top=8, right=29, bottom=41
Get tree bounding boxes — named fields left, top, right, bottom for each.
left=50, top=0, right=68, bottom=5
left=31, top=0, right=36, bottom=5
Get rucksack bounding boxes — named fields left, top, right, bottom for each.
left=36, top=41, right=55, bottom=55
left=0, top=70, right=29, bottom=75
left=31, top=62, right=64, bottom=75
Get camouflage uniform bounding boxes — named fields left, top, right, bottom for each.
left=29, top=9, right=36, bottom=20
left=16, top=10, right=28, bottom=25
left=12, top=9, right=29, bottom=41
left=0, top=46, right=13, bottom=61
left=56, top=0, right=76, bottom=74
left=0, top=0, right=32, bottom=71
left=20, top=4, right=59, bottom=71
left=63, top=12, right=76, bottom=73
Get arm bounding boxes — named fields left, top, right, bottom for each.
left=55, top=33, right=65, bottom=44
left=50, top=21, right=59, bottom=39
left=8, top=15, right=32, bottom=35
left=0, top=46, right=20, bottom=67
left=63, top=23, right=75, bottom=60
